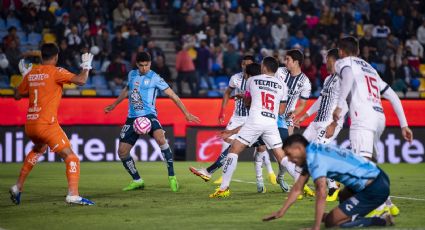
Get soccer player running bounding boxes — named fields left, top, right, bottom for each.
left=10, top=43, right=94, bottom=205
left=189, top=60, right=277, bottom=193
left=329, top=36, right=413, bottom=217
left=105, top=52, right=200, bottom=192
left=263, top=134, right=395, bottom=228
left=294, top=48, right=348, bottom=201
left=209, top=56, right=288, bottom=198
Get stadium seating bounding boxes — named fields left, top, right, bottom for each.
left=96, top=89, right=113, bottom=96
left=0, top=19, right=6, bottom=31
left=10, top=75, right=22, bottom=88
left=419, top=64, right=425, bottom=77
left=81, top=89, right=97, bottom=96
left=63, top=83, right=77, bottom=89
left=6, top=18, right=21, bottom=29
left=92, top=75, right=108, bottom=89
left=0, top=88, right=14, bottom=95
left=27, top=32, right=42, bottom=46
left=64, top=89, right=80, bottom=96
left=214, top=76, right=229, bottom=90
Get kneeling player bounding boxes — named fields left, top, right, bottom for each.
left=263, top=134, right=394, bottom=228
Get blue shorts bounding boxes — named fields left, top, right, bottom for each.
left=339, top=169, right=390, bottom=217
left=119, top=114, right=163, bottom=146
left=251, top=128, right=288, bottom=148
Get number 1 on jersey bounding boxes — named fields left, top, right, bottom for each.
left=261, top=92, right=275, bottom=111
left=34, top=89, right=38, bottom=107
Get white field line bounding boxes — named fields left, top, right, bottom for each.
left=232, top=178, right=425, bottom=201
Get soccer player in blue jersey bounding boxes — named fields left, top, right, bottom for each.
left=263, top=134, right=394, bottom=228
left=105, top=52, right=200, bottom=192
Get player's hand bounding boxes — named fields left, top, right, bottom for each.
left=401, top=126, right=413, bottom=143
left=18, top=59, right=32, bottom=76
left=286, top=111, right=295, bottom=120
left=186, top=113, right=201, bottom=123
left=104, top=104, right=116, bottom=113
left=80, top=53, right=94, bottom=70
left=218, top=108, right=225, bottom=124
left=332, top=107, right=342, bottom=122
left=294, top=114, right=308, bottom=128
left=233, top=93, right=244, bottom=99
left=262, top=210, right=284, bottom=222
left=325, top=121, right=337, bottom=138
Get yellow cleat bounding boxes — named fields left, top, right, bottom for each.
left=326, top=188, right=340, bottom=202
left=209, top=188, right=230, bottom=198
left=303, top=185, right=315, bottom=197
left=389, top=204, right=400, bottom=216
left=297, top=194, right=304, bottom=200
left=213, top=176, right=223, bottom=184
left=366, top=207, right=388, bottom=218
left=268, top=173, right=277, bottom=185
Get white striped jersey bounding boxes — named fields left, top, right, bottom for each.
left=228, top=72, right=249, bottom=117
left=314, top=74, right=342, bottom=124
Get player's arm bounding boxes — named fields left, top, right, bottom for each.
left=69, top=53, right=93, bottom=86
left=219, top=125, right=242, bottom=139
left=219, top=87, right=233, bottom=124
left=291, top=80, right=311, bottom=118
left=279, top=101, right=287, bottom=115
left=333, top=66, right=355, bottom=122
left=14, top=75, right=29, bottom=100
left=163, top=87, right=200, bottom=123
left=104, top=86, right=129, bottom=113
left=381, top=85, right=413, bottom=142
left=295, top=96, right=321, bottom=126
left=263, top=171, right=310, bottom=221
left=312, top=177, right=327, bottom=230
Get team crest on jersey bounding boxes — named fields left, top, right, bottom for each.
left=144, top=79, right=150, bottom=86
left=130, top=88, right=143, bottom=110
left=134, top=81, right=140, bottom=86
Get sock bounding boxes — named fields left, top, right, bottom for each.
left=260, top=151, right=274, bottom=174
left=376, top=203, right=386, bottom=212
left=16, top=150, right=41, bottom=191
left=221, top=141, right=230, bottom=152
left=385, top=197, right=393, bottom=207
left=121, top=155, right=141, bottom=181
left=280, top=156, right=300, bottom=181
left=327, top=178, right=338, bottom=189
left=65, top=154, right=80, bottom=196
left=206, top=146, right=230, bottom=174
left=254, top=150, right=263, bottom=183
left=340, top=217, right=386, bottom=228
left=220, top=153, right=238, bottom=190
left=160, top=144, right=175, bottom=176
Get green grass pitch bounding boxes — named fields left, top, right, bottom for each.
left=1, top=162, right=425, bottom=229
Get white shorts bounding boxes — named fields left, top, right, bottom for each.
left=236, top=123, right=282, bottom=149
left=350, top=121, right=384, bottom=159
left=226, top=116, right=247, bottom=140
left=303, top=121, right=343, bottom=144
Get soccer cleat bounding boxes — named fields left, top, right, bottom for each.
left=268, top=172, right=277, bottom=185
left=276, top=175, right=289, bottom=192
left=326, top=188, right=340, bottom=202
left=297, top=194, right=304, bottom=200
left=189, top=167, right=211, bottom=182
left=168, top=176, right=179, bottom=192
left=209, top=188, right=230, bottom=198
left=389, top=204, right=400, bottom=216
left=122, top=180, right=145, bottom=191
left=257, top=182, right=266, bottom=193
left=65, top=195, right=95, bottom=205
left=366, top=207, right=388, bottom=218
left=9, top=185, right=21, bottom=205
left=303, top=185, right=315, bottom=197
left=213, top=176, right=223, bottom=184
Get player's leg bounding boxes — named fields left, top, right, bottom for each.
left=118, top=118, right=144, bottom=191
left=9, top=142, right=47, bottom=205
left=253, top=143, right=268, bottom=193
left=276, top=127, right=291, bottom=192
left=256, top=143, right=277, bottom=185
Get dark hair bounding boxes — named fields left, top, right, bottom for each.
left=136, top=52, right=151, bottom=62
left=327, top=48, right=339, bottom=60
left=282, top=134, right=309, bottom=149
left=246, top=63, right=261, bottom=76
left=338, top=36, right=359, bottom=55
left=242, top=55, right=255, bottom=62
left=262, top=56, right=279, bottom=73
left=41, top=43, right=59, bottom=60
left=286, top=49, right=304, bottom=66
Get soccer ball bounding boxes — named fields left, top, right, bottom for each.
left=133, top=117, right=151, bottom=135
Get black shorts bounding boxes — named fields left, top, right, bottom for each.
left=119, top=114, right=163, bottom=146
left=338, top=169, right=390, bottom=217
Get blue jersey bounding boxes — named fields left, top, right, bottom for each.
left=127, top=70, right=169, bottom=118
left=304, top=143, right=380, bottom=193
left=277, top=114, right=288, bottom=129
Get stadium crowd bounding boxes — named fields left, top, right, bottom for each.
left=0, top=0, right=425, bottom=97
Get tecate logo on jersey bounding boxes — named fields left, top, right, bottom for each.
left=196, top=131, right=224, bottom=162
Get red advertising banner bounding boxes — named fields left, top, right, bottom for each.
left=1, top=98, right=425, bottom=137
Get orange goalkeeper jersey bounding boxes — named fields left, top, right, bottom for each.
left=17, top=65, right=75, bottom=125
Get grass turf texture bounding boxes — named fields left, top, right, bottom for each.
left=1, top=162, right=424, bottom=230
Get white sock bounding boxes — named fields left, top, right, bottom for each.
left=220, top=153, right=238, bottom=190
left=280, top=156, right=300, bottom=181
left=260, top=151, right=274, bottom=174
left=327, top=179, right=338, bottom=189
left=385, top=197, right=393, bottom=207
left=254, top=150, right=263, bottom=183
left=376, top=203, right=386, bottom=212
left=221, top=141, right=230, bottom=152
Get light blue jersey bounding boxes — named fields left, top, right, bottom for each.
left=304, top=143, right=380, bottom=193
left=277, top=114, right=288, bottom=129
left=127, top=70, right=169, bottom=118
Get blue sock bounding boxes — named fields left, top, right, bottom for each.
left=340, top=217, right=386, bottom=228
left=121, top=156, right=141, bottom=180
left=160, top=144, right=175, bottom=176
left=207, top=146, right=230, bottom=174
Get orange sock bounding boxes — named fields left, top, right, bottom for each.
left=64, top=154, right=80, bottom=196
left=17, top=151, right=41, bottom=191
